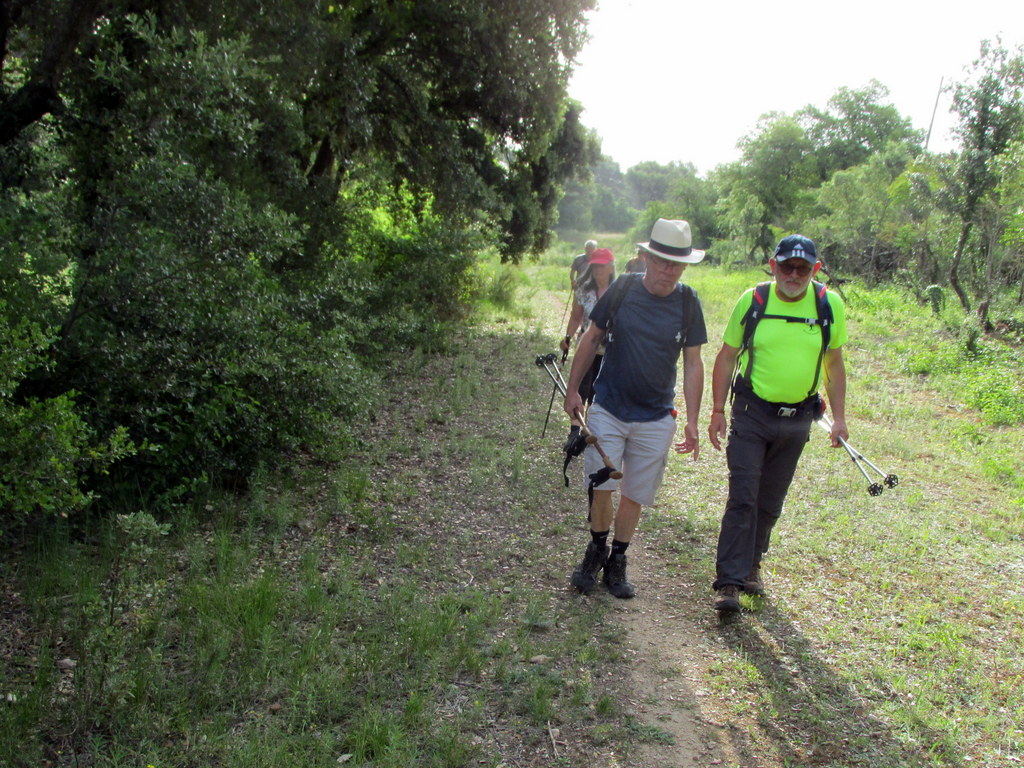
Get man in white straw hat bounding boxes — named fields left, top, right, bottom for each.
left=563, top=218, right=707, bottom=598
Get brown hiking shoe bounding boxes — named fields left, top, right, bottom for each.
left=714, top=584, right=741, bottom=613
left=743, top=563, right=765, bottom=596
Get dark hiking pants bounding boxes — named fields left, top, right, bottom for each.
left=712, top=395, right=814, bottom=590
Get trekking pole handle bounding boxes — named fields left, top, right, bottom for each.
left=535, top=354, right=568, bottom=397
left=574, top=410, right=623, bottom=479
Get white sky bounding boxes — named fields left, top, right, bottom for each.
left=568, top=0, right=1024, bottom=175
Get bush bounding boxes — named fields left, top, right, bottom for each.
left=966, top=366, right=1024, bottom=426
left=0, top=311, right=134, bottom=532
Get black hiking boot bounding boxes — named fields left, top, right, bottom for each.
left=570, top=542, right=608, bottom=594
left=714, top=584, right=741, bottom=613
left=602, top=553, right=636, bottom=599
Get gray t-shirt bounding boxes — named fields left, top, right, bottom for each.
left=589, top=275, right=707, bottom=421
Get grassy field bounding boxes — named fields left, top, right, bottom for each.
left=2, top=243, right=1022, bottom=767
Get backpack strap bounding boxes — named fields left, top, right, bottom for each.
left=807, top=281, right=833, bottom=394
left=736, top=280, right=833, bottom=398
left=678, top=284, right=695, bottom=349
left=736, top=282, right=772, bottom=387
left=604, top=272, right=642, bottom=343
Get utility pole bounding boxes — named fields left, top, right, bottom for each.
left=924, top=76, right=944, bottom=152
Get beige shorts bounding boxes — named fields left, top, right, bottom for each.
left=582, top=403, right=676, bottom=507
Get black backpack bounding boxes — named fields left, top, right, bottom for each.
left=736, top=280, right=833, bottom=398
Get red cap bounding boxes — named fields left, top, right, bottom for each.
left=588, top=248, right=614, bottom=264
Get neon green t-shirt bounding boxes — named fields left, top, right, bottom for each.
left=723, top=283, right=847, bottom=404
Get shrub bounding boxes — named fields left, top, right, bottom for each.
left=0, top=311, right=134, bottom=532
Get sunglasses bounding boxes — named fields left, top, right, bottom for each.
left=776, top=260, right=814, bottom=277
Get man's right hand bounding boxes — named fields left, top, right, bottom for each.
left=563, top=392, right=583, bottom=421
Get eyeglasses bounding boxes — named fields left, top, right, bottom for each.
left=646, top=253, right=685, bottom=271
left=776, top=260, right=813, bottom=277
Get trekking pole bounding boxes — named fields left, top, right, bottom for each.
left=816, top=416, right=884, bottom=495
left=534, top=353, right=623, bottom=482
left=816, top=414, right=898, bottom=496
left=572, top=409, right=623, bottom=480
left=535, top=352, right=569, bottom=393
left=559, top=286, right=574, bottom=332
left=535, top=353, right=568, bottom=437
left=820, top=413, right=898, bottom=489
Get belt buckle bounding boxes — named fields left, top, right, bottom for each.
left=777, top=406, right=797, bottom=418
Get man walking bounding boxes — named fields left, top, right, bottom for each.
left=563, top=219, right=707, bottom=598
left=569, top=239, right=598, bottom=289
left=707, top=234, right=849, bottom=614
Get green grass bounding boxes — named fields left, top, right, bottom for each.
left=2, top=250, right=1023, bottom=767
left=654, top=268, right=1024, bottom=767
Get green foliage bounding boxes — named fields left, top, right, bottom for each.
left=798, top=80, right=923, bottom=179
left=48, top=54, right=364, bottom=500
left=717, top=113, right=818, bottom=259
left=965, top=364, right=1024, bottom=425
left=811, top=144, right=916, bottom=277
left=0, top=1, right=596, bottom=522
left=959, top=314, right=984, bottom=353
left=942, top=40, right=1024, bottom=310
left=865, top=283, right=1024, bottom=426
left=925, top=284, right=946, bottom=315
left=0, top=308, right=135, bottom=530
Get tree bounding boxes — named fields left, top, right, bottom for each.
left=886, top=156, right=952, bottom=287
left=799, top=81, right=923, bottom=180
left=291, top=0, right=598, bottom=261
left=1, top=1, right=598, bottom=523
left=625, top=161, right=695, bottom=208
left=717, top=113, right=817, bottom=260
left=590, top=157, right=635, bottom=231
left=0, top=0, right=104, bottom=146
left=665, top=166, right=720, bottom=248
left=556, top=155, right=645, bottom=235
left=813, top=147, right=908, bottom=276
left=986, top=140, right=1024, bottom=304
left=943, top=40, right=1024, bottom=311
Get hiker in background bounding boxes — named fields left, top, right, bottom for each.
left=707, top=234, right=849, bottom=614
left=569, top=239, right=598, bottom=289
left=623, top=247, right=645, bottom=274
left=560, top=248, right=616, bottom=449
left=563, top=219, right=707, bottom=598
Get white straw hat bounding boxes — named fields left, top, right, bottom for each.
left=637, top=219, right=705, bottom=264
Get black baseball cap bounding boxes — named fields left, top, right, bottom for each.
left=773, top=234, right=818, bottom=263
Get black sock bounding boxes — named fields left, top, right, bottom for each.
left=611, top=539, right=629, bottom=557
left=590, top=530, right=609, bottom=549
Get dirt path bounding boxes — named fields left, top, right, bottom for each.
left=608, top=553, right=730, bottom=767
left=520, top=285, right=739, bottom=767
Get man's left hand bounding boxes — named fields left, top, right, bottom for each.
left=674, top=423, right=700, bottom=460
left=829, top=418, right=849, bottom=448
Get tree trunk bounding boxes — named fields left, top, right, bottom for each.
left=979, top=216, right=1000, bottom=330
left=0, top=0, right=102, bottom=146
left=948, top=222, right=973, bottom=313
